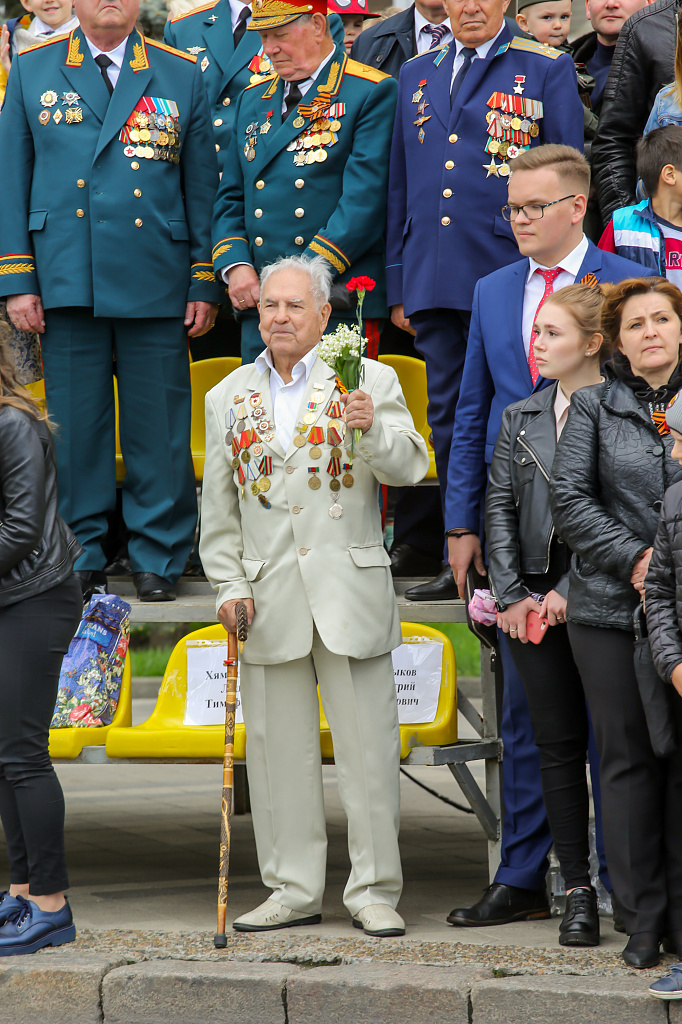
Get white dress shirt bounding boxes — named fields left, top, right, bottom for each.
left=84, top=34, right=128, bottom=89
left=450, top=25, right=505, bottom=87
left=255, top=344, right=320, bottom=450
left=414, top=8, right=452, bottom=54
left=521, top=234, right=590, bottom=358
left=229, top=0, right=251, bottom=32
left=554, top=384, right=571, bottom=440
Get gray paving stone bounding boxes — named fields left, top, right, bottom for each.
left=0, top=952, right=125, bottom=1024
left=666, top=996, right=682, bottom=1020
left=471, top=974, right=668, bottom=1024
left=286, top=963, right=488, bottom=1024
left=102, top=960, right=294, bottom=1024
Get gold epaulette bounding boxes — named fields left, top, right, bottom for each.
left=146, top=37, right=197, bottom=61
left=509, top=36, right=563, bottom=59
left=19, top=31, right=69, bottom=54
left=170, top=0, right=219, bottom=22
left=344, top=57, right=390, bottom=83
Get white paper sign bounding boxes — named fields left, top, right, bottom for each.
left=391, top=641, right=444, bottom=724
left=184, top=641, right=243, bottom=726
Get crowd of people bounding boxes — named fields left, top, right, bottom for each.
left=2, top=0, right=682, bottom=1000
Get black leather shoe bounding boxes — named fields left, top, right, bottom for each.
left=405, top=566, right=458, bottom=602
left=74, top=570, right=108, bottom=603
left=133, top=572, right=176, bottom=602
left=389, top=543, right=442, bottom=579
left=447, top=883, right=550, bottom=927
left=559, top=887, right=600, bottom=947
left=611, top=891, right=626, bottom=934
left=621, top=932, right=661, bottom=969
left=661, top=931, right=682, bottom=957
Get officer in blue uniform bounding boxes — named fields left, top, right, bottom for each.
left=0, top=11, right=222, bottom=603
left=212, top=0, right=396, bottom=362
left=387, top=7, right=583, bottom=602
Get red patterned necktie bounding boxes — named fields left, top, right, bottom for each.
left=529, top=267, right=562, bottom=385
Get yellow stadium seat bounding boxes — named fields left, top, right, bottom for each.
left=49, top=653, right=132, bottom=760
left=378, top=354, right=437, bottom=480
left=190, top=356, right=241, bottom=481
left=105, top=623, right=456, bottom=762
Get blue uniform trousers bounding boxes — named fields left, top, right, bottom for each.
left=41, top=308, right=197, bottom=583
left=497, top=632, right=610, bottom=891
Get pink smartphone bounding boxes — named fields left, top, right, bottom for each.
left=526, top=610, right=549, bottom=645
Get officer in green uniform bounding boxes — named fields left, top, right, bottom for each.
left=0, top=0, right=223, bottom=602
left=212, top=0, right=397, bottom=362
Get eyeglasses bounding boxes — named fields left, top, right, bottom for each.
left=500, top=195, right=577, bottom=222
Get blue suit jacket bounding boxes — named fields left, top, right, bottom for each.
left=386, top=27, right=585, bottom=316
left=0, top=27, right=222, bottom=317
left=443, top=241, right=657, bottom=532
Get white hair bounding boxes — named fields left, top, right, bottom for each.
left=260, top=255, right=332, bottom=310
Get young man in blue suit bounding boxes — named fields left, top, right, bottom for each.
left=0, top=0, right=222, bottom=603
left=445, top=144, right=654, bottom=928
left=386, top=0, right=584, bottom=602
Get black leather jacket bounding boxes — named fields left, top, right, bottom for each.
left=550, top=376, right=682, bottom=630
left=0, top=404, right=81, bottom=607
left=646, top=480, right=682, bottom=683
left=592, top=0, right=678, bottom=220
left=486, top=383, right=570, bottom=610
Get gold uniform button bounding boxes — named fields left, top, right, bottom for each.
left=443, top=188, right=452, bottom=198
left=76, top=209, right=85, bottom=218
left=256, top=179, right=265, bottom=190
left=254, top=208, right=263, bottom=218
left=131, top=161, right=139, bottom=170
left=135, top=218, right=143, bottom=227
left=295, top=235, right=304, bottom=245
left=449, top=133, right=458, bottom=143
left=222, top=96, right=231, bottom=106
left=134, top=188, right=142, bottom=198
left=295, top=208, right=304, bottom=218
left=76, top=178, right=85, bottom=188
left=292, top=505, right=301, bottom=514
left=295, top=178, right=305, bottom=189
left=445, top=160, right=454, bottom=169
left=254, top=236, right=263, bottom=246
left=214, top=118, right=223, bottom=127
left=299, top=547, right=308, bottom=555
left=441, top=216, right=451, bottom=226
left=215, top=143, right=220, bottom=152
left=286, top=465, right=295, bottom=474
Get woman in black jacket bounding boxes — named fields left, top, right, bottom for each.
left=551, top=276, right=682, bottom=968
left=0, top=325, right=82, bottom=955
left=486, top=283, right=606, bottom=947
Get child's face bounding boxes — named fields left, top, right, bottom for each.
left=516, top=0, right=572, bottom=46
left=671, top=428, right=682, bottom=465
left=21, top=0, right=73, bottom=28
left=341, top=14, right=364, bottom=52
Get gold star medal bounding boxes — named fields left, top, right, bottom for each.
left=483, top=156, right=499, bottom=177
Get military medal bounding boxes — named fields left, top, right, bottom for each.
left=342, top=462, right=354, bottom=488
left=201, top=56, right=209, bottom=72
left=412, top=79, right=426, bottom=104
left=187, top=46, right=206, bottom=55
left=483, top=157, right=499, bottom=178
left=293, top=116, right=305, bottom=129
left=308, top=467, right=321, bottom=489
left=260, top=111, right=273, bottom=134
left=484, top=89, right=544, bottom=176
left=40, top=90, right=59, bottom=107
left=513, top=75, right=526, bottom=95
left=65, top=107, right=83, bottom=124
left=328, top=496, right=343, bottom=519
left=39, top=110, right=50, bottom=125
left=293, top=425, right=307, bottom=447
left=61, top=91, right=81, bottom=106
left=53, top=109, right=63, bottom=124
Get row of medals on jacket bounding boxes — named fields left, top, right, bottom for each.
left=227, top=385, right=353, bottom=519
left=243, top=101, right=345, bottom=166
left=120, top=109, right=182, bottom=163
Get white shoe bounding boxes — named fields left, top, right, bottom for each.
left=352, top=904, right=405, bottom=936
left=232, top=898, right=321, bottom=932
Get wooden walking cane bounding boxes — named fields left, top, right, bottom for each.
left=214, top=601, right=249, bottom=948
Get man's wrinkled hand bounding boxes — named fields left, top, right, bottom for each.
left=228, top=265, right=260, bottom=311
left=217, top=598, right=255, bottom=634
left=185, top=301, right=219, bottom=337
left=7, top=294, right=45, bottom=335
left=342, top=389, right=373, bottom=433
left=390, top=303, right=416, bottom=336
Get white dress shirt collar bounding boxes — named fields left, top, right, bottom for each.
left=554, top=383, right=571, bottom=440
left=229, top=0, right=251, bottom=34
left=528, top=234, right=590, bottom=282
left=84, top=34, right=128, bottom=88
left=283, top=47, right=336, bottom=100
left=31, top=13, right=79, bottom=36
left=414, top=8, right=452, bottom=54
left=255, top=344, right=320, bottom=450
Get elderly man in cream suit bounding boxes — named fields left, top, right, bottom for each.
left=200, top=254, right=428, bottom=936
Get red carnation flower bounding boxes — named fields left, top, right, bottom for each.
left=346, top=276, right=376, bottom=293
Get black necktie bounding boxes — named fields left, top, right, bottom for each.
left=233, top=6, right=249, bottom=47
left=450, top=47, right=476, bottom=106
left=94, top=53, right=115, bottom=97
left=283, top=81, right=304, bottom=120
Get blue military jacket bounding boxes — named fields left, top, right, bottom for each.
left=386, top=26, right=585, bottom=316
left=164, top=1, right=345, bottom=164
left=212, top=45, right=397, bottom=318
left=0, top=27, right=222, bottom=317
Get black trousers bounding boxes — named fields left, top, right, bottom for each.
left=507, top=624, right=592, bottom=890
left=0, top=576, right=82, bottom=895
left=569, top=622, right=682, bottom=934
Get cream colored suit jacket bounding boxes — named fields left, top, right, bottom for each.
left=200, top=355, right=429, bottom=664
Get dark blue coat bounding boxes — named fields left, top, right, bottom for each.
left=443, top=241, right=657, bottom=532
left=386, top=26, right=585, bottom=316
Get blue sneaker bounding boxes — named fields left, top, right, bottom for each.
left=649, top=964, right=682, bottom=999
left=0, top=896, right=75, bottom=955
left=0, top=891, right=24, bottom=925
